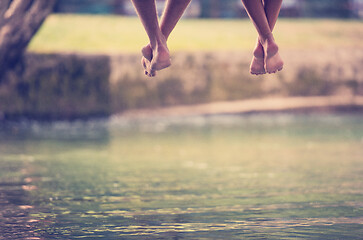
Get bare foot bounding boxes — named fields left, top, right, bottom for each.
left=150, top=44, right=171, bottom=72
left=260, top=34, right=284, bottom=74
left=141, top=37, right=171, bottom=77
left=141, top=44, right=152, bottom=76
left=250, top=40, right=265, bottom=75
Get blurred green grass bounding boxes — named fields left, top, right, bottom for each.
left=28, top=15, right=363, bottom=54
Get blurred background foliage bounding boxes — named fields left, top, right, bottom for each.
left=53, top=0, right=363, bottom=19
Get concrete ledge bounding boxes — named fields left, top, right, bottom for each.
left=0, top=53, right=111, bottom=120
left=1, top=48, right=363, bottom=120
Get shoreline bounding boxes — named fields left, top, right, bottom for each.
left=1, top=96, right=363, bottom=122
left=116, top=95, right=363, bottom=119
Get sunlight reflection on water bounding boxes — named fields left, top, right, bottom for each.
left=0, top=113, right=363, bottom=239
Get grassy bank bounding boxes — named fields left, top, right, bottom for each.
left=28, top=15, right=363, bottom=54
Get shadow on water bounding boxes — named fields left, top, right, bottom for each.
left=0, top=113, right=363, bottom=239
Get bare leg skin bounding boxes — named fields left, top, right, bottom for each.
left=250, top=0, right=282, bottom=75
left=262, top=0, right=283, bottom=73
left=131, top=0, right=171, bottom=77
left=241, top=0, right=283, bottom=74
left=260, top=33, right=283, bottom=74
left=250, top=38, right=265, bottom=75
left=141, top=0, right=192, bottom=77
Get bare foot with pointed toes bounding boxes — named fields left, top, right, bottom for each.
left=141, top=44, right=153, bottom=76
left=141, top=38, right=171, bottom=77
left=260, top=34, right=283, bottom=74
left=150, top=45, right=171, bottom=72
left=250, top=40, right=266, bottom=75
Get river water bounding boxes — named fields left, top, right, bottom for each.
left=0, top=113, right=362, bottom=239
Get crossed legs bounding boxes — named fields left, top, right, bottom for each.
left=133, top=0, right=282, bottom=76
left=241, top=0, right=284, bottom=74
left=131, top=0, right=191, bottom=77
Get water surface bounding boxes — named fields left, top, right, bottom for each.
left=0, top=113, right=362, bottom=239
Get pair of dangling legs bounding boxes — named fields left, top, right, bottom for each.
left=241, top=0, right=284, bottom=74
left=131, top=0, right=191, bottom=77
left=132, top=0, right=283, bottom=76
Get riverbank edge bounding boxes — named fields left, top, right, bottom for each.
left=116, top=96, right=363, bottom=120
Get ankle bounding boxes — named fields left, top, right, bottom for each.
left=155, top=43, right=169, bottom=57
left=259, top=32, right=274, bottom=45
left=253, top=42, right=264, bottom=58
left=149, top=39, right=157, bottom=50
left=263, top=37, right=279, bottom=57
left=149, top=32, right=163, bottom=49
left=160, top=28, right=170, bottom=42
left=155, top=35, right=169, bottom=52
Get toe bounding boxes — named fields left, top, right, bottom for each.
left=148, top=69, right=156, bottom=77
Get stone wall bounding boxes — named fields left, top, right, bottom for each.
left=1, top=48, right=362, bottom=120
left=109, top=48, right=363, bottom=111
left=0, top=53, right=110, bottom=120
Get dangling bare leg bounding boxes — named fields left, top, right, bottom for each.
left=262, top=0, right=283, bottom=74
left=241, top=0, right=283, bottom=74
left=142, top=0, right=192, bottom=77
left=131, top=0, right=171, bottom=77
left=250, top=0, right=282, bottom=75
